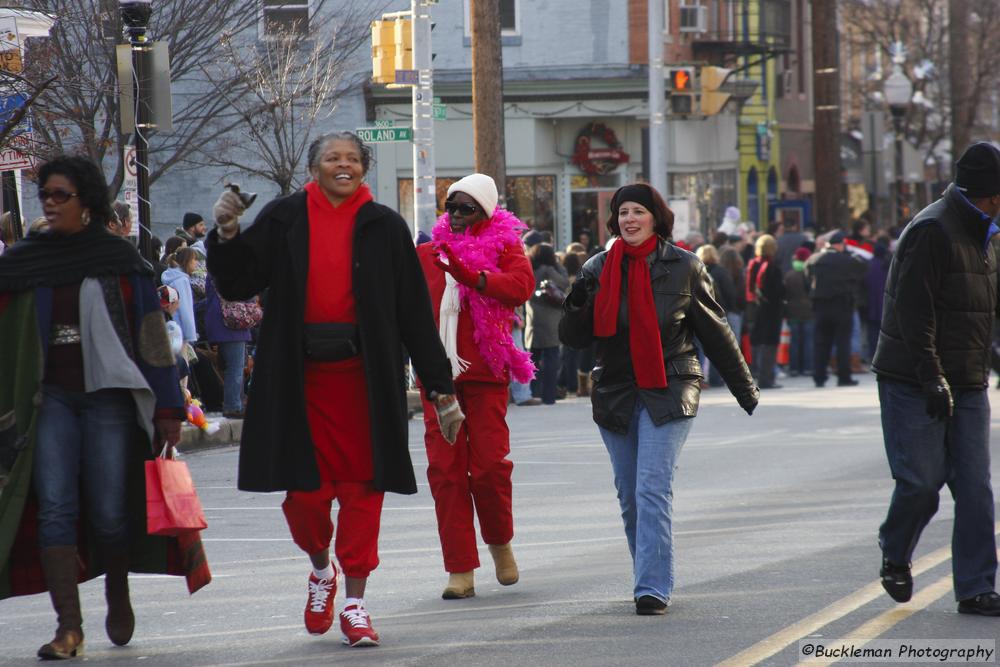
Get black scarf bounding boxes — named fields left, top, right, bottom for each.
left=0, top=223, right=151, bottom=291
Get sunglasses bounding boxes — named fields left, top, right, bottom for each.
left=444, top=201, right=479, bottom=216
left=37, top=188, right=80, bottom=204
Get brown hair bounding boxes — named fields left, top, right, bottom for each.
left=604, top=183, right=674, bottom=240
left=168, top=247, right=198, bottom=273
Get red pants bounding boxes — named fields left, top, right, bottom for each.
left=281, top=480, right=384, bottom=578
left=422, top=381, right=513, bottom=573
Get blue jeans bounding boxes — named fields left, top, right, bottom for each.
left=877, top=380, right=997, bottom=599
left=530, top=346, right=560, bottom=404
left=33, top=385, right=136, bottom=548
left=599, top=404, right=694, bottom=603
left=787, top=319, right=814, bottom=375
left=218, top=340, right=246, bottom=413
left=509, top=326, right=532, bottom=403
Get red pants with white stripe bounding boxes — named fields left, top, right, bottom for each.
left=422, top=381, right=514, bottom=573
left=281, top=480, right=384, bottom=578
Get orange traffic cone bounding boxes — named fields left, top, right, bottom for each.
left=776, top=320, right=791, bottom=366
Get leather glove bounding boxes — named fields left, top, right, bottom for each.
left=737, top=386, right=760, bottom=416
left=433, top=243, right=481, bottom=288
left=213, top=190, right=246, bottom=239
left=922, top=377, right=953, bottom=421
left=153, top=417, right=182, bottom=456
left=568, top=277, right=597, bottom=308
left=434, top=395, right=465, bottom=444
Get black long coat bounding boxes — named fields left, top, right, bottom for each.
left=206, top=191, right=454, bottom=494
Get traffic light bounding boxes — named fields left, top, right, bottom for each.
left=393, top=18, right=413, bottom=71
left=371, top=20, right=396, bottom=84
left=668, top=67, right=695, bottom=116
left=700, top=66, right=732, bottom=116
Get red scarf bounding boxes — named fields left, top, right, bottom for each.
left=593, top=236, right=667, bottom=389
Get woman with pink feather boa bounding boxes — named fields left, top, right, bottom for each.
left=415, top=173, right=536, bottom=600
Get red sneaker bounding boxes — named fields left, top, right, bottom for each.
left=303, top=569, right=337, bottom=635
left=340, top=603, right=380, bottom=647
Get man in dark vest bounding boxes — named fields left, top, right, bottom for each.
left=804, top=231, right=866, bottom=387
left=872, top=142, right=1000, bottom=615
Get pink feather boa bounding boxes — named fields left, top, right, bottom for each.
left=432, top=209, right=537, bottom=384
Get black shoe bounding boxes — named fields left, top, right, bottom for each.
left=880, top=557, right=912, bottom=603
left=837, top=379, right=859, bottom=387
left=635, top=595, right=668, bottom=615
left=958, top=591, right=1000, bottom=616
left=814, top=379, right=827, bottom=388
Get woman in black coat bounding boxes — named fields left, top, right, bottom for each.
left=206, top=132, right=458, bottom=647
left=748, top=233, right=785, bottom=389
left=559, top=183, right=758, bottom=616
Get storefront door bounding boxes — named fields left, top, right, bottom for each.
left=569, top=173, right=623, bottom=253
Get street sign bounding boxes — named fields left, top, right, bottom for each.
left=394, top=69, right=418, bottom=85
left=0, top=132, right=33, bottom=170
left=356, top=126, right=413, bottom=143
left=433, top=103, right=446, bottom=120
left=123, top=145, right=138, bottom=214
left=0, top=17, right=22, bottom=74
left=0, top=94, right=30, bottom=136
left=373, top=119, right=394, bottom=127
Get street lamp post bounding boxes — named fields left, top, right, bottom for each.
left=120, top=0, right=153, bottom=261
left=884, top=63, right=912, bottom=229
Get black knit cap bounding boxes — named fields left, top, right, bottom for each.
left=610, top=184, right=656, bottom=214
left=955, top=142, right=1000, bottom=198
left=182, top=212, right=203, bottom=230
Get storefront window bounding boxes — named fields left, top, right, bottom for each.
left=669, top=169, right=737, bottom=234
left=505, top=175, right=554, bottom=234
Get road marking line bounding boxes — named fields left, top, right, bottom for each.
left=715, top=543, right=954, bottom=667
left=796, top=573, right=954, bottom=667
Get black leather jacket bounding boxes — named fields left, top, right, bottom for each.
left=872, top=185, right=1000, bottom=389
left=559, top=240, right=758, bottom=434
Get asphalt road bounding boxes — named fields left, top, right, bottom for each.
left=3, top=373, right=1000, bottom=666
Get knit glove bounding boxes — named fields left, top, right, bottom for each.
left=737, top=386, right=760, bottom=416
left=434, top=395, right=465, bottom=444
left=213, top=190, right=246, bottom=239
left=433, top=243, right=481, bottom=288
left=922, top=377, right=953, bottom=421
left=153, top=417, right=182, bottom=455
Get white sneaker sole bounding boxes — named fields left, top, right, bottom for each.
left=342, top=635, right=379, bottom=647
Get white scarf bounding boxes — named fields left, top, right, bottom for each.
left=438, top=259, right=470, bottom=378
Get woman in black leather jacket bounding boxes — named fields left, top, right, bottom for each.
left=559, top=183, right=758, bottom=616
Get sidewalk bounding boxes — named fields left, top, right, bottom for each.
left=179, top=389, right=425, bottom=451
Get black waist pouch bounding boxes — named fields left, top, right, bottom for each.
left=303, top=322, right=361, bottom=362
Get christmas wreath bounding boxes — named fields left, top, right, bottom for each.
left=570, top=122, right=630, bottom=175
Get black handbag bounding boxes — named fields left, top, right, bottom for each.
left=303, top=323, right=361, bottom=362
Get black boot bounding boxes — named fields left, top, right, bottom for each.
left=101, top=544, right=135, bottom=646
left=37, top=546, right=84, bottom=660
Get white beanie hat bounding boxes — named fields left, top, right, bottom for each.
left=447, top=173, right=498, bottom=217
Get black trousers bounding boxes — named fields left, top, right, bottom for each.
left=813, top=299, right=853, bottom=384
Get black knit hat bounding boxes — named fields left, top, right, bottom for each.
left=182, top=212, right=204, bottom=230
left=955, top=142, right=1000, bottom=198
left=610, top=184, right=656, bottom=214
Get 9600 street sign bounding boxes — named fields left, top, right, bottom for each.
left=356, top=126, right=413, bottom=143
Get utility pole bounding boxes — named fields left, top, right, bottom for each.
left=647, top=0, right=667, bottom=197
left=470, top=0, right=506, bottom=200
left=948, top=0, right=970, bottom=168
left=412, top=0, right=437, bottom=236
left=811, top=0, right=843, bottom=231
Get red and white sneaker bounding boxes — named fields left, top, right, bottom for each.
left=303, top=568, right=338, bottom=635
left=340, top=602, right=380, bottom=647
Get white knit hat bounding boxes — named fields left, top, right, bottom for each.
left=447, top=173, right=498, bottom=217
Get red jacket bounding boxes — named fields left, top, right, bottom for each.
left=416, top=236, right=534, bottom=384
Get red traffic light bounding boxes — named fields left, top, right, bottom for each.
left=670, top=69, right=691, bottom=91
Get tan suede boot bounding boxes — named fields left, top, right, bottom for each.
left=37, top=546, right=84, bottom=660
left=576, top=372, right=591, bottom=397
left=441, top=571, right=475, bottom=599
left=101, top=545, right=135, bottom=646
left=488, top=543, right=519, bottom=586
